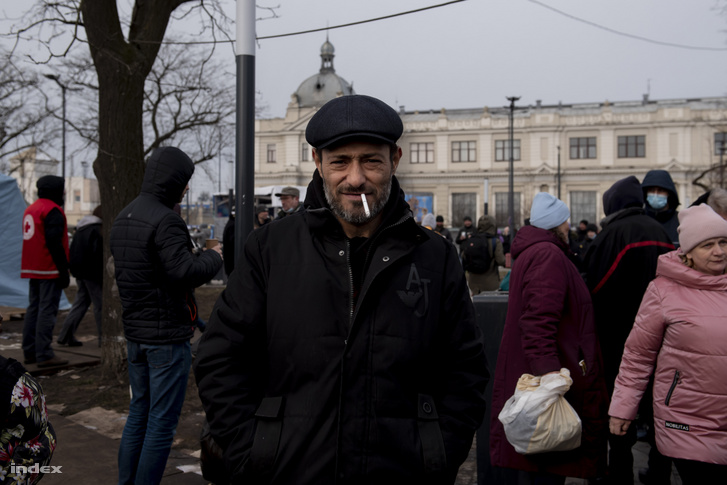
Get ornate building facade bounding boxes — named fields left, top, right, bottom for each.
left=255, top=40, right=727, bottom=229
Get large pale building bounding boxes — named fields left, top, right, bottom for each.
left=6, top=148, right=100, bottom=226
left=256, top=40, right=727, bottom=229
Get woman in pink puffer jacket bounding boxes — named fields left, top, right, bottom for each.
left=609, top=204, right=727, bottom=483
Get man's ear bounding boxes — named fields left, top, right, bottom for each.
left=313, top=148, right=323, bottom=177
left=391, top=146, right=402, bottom=175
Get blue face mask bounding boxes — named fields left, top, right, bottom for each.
left=647, top=193, right=668, bottom=210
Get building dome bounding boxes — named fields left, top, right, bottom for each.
left=292, top=37, right=355, bottom=108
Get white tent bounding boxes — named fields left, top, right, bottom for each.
left=0, top=174, right=70, bottom=310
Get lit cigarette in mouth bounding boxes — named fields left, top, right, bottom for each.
left=361, top=193, right=370, bottom=217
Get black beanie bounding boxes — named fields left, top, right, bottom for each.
left=36, top=175, right=65, bottom=206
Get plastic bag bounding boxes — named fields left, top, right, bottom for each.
left=498, top=368, right=582, bottom=454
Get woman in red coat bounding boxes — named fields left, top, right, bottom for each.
left=490, top=192, right=608, bottom=484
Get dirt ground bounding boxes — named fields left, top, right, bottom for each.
left=23, top=283, right=476, bottom=483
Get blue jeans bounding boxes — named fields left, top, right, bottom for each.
left=118, top=340, right=192, bottom=485
left=23, top=278, right=62, bottom=362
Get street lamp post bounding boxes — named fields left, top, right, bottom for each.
left=506, top=96, right=520, bottom=240
left=720, top=139, right=726, bottom=189
left=557, top=145, right=561, bottom=199
left=44, top=74, right=68, bottom=181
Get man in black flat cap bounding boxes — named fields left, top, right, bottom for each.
left=274, top=186, right=304, bottom=219
left=195, top=94, right=488, bottom=485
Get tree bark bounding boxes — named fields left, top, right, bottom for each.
left=80, top=0, right=192, bottom=378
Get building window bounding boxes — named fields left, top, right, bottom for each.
left=301, top=143, right=309, bottom=162
left=617, top=135, right=645, bottom=158
left=451, top=193, right=477, bottom=227
left=715, top=133, right=727, bottom=156
left=495, top=140, right=521, bottom=161
left=452, top=141, right=476, bottom=163
left=74, top=190, right=81, bottom=203
left=570, top=191, right=597, bottom=227
left=569, top=137, right=597, bottom=159
left=410, top=142, right=434, bottom=163
left=267, top=144, right=277, bottom=163
left=495, top=192, right=521, bottom=228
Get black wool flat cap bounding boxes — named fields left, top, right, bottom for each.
left=305, top=95, right=403, bottom=150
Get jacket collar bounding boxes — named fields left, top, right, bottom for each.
left=600, top=207, right=645, bottom=229
left=657, top=250, right=727, bottom=291
left=303, top=170, right=421, bottom=241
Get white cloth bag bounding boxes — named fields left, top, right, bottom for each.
left=498, top=368, right=582, bottom=454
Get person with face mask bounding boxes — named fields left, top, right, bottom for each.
left=194, top=95, right=488, bottom=484
left=642, top=170, right=680, bottom=248
left=583, top=176, right=674, bottom=484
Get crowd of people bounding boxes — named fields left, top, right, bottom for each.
left=4, top=93, right=726, bottom=485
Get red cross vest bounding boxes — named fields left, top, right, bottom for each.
left=21, top=198, right=69, bottom=279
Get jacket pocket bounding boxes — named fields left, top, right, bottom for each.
left=247, top=396, right=284, bottom=479
left=664, top=370, right=680, bottom=407
left=417, top=394, right=447, bottom=473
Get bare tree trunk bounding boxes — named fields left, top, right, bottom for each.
left=95, top=77, right=146, bottom=378
left=81, top=0, right=189, bottom=378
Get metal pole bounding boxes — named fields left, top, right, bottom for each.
left=557, top=145, right=561, bottom=199
left=235, top=0, right=256, bottom=265
left=483, top=179, right=489, bottom=215
left=218, top=131, right=222, bottom=193
left=506, top=96, right=520, bottom=239
left=44, top=74, right=67, bottom=183
left=61, top=83, right=66, bottom=181
left=721, top=139, right=725, bottom=189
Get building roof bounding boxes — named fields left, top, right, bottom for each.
left=292, top=37, right=355, bottom=108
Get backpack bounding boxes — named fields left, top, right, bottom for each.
left=462, top=235, right=497, bottom=274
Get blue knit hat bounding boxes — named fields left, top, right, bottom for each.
left=530, top=192, right=570, bottom=230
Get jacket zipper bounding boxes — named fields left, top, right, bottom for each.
left=334, top=214, right=412, bottom=482
left=346, top=238, right=355, bottom=328
left=664, top=370, right=680, bottom=406
left=334, top=239, right=354, bottom=482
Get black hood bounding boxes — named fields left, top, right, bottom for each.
left=140, top=147, right=194, bottom=208
left=642, top=169, right=679, bottom=208
left=603, top=176, right=644, bottom=216
left=36, top=175, right=65, bottom=206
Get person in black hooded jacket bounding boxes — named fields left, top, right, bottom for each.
left=194, top=95, right=488, bottom=485
left=642, top=169, right=680, bottom=248
left=110, top=146, right=223, bottom=485
left=583, top=176, right=674, bottom=484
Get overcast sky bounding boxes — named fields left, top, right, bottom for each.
left=3, top=0, right=727, bottom=196
left=246, top=0, right=727, bottom=117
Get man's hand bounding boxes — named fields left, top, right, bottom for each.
left=609, top=416, right=632, bottom=436
left=57, top=271, right=70, bottom=290
left=208, top=244, right=223, bottom=260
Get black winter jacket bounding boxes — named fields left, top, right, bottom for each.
left=69, top=215, right=103, bottom=283
left=194, top=172, right=488, bottom=485
left=110, top=147, right=223, bottom=344
left=641, top=169, right=680, bottom=247
left=584, top=202, right=674, bottom=388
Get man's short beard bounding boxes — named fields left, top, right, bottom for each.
left=322, top=176, right=392, bottom=225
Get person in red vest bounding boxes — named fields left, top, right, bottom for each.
left=21, top=175, right=70, bottom=368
